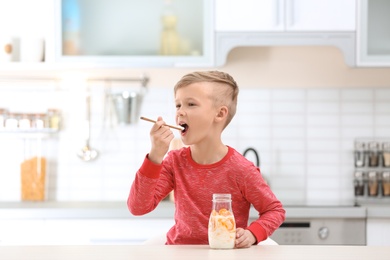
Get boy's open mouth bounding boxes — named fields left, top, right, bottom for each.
left=180, top=123, right=188, bottom=134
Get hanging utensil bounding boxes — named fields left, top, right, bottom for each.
left=77, top=93, right=98, bottom=162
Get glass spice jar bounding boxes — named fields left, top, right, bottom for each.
left=18, top=113, right=31, bottom=129
left=208, top=194, right=236, bottom=249
left=0, top=108, right=8, bottom=128
left=5, top=113, right=19, bottom=129
left=354, top=171, right=365, bottom=196
left=367, top=172, right=379, bottom=197
left=382, top=142, right=390, bottom=168
left=354, top=142, right=366, bottom=167
left=368, top=142, right=380, bottom=167
left=47, top=109, right=61, bottom=130
left=382, top=172, right=390, bottom=197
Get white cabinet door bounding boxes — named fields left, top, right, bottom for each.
left=286, top=0, right=356, bottom=31
left=215, top=0, right=285, bottom=31
left=215, top=0, right=356, bottom=32
left=366, top=218, right=390, bottom=246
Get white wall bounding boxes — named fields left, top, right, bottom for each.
left=1, top=74, right=389, bottom=205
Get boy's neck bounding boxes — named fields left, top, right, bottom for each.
left=189, top=142, right=228, bottom=165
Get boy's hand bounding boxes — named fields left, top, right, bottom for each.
left=148, top=116, right=174, bottom=164
left=235, top=228, right=256, bottom=248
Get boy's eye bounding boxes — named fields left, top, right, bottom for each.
left=175, top=104, right=181, bottom=109
left=188, top=103, right=195, bottom=106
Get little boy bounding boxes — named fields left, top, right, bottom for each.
left=128, top=71, right=285, bottom=248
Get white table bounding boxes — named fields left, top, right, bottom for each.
left=0, top=245, right=389, bottom=260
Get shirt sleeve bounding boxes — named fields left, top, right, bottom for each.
left=242, top=167, right=286, bottom=243
left=127, top=154, right=173, bottom=216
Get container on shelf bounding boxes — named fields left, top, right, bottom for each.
left=0, top=108, right=8, bottom=128
left=20, top=138, right=48, bottom=201
left=47, top=109, right=61, bottom=130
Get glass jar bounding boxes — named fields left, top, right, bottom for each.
left=20, top=138, right=48, bottom=201
left=382, top=172, right=390, bottom=197
left=367, top=172, right=379, bottom=197
left=354, top=142, right=366, bottom=167
left=382, top=142, right=390, bottom=168
left=208, top=193, right=236, bottom=249
left=18, top=113, right=31, bottom=129
left=368, top=142, right=380, bottom=167
left=354, top=171, right=365, bottom=196
left=32, top=113, right=47, bottom=129
left=5, top=113, right=19, bottom=129
left=0, top=108, right=8, bottom=128
left=47, top=109, right=61, bottom=130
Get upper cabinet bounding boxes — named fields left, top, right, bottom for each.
left=55, top=0, right=214, bottom=67
left=357, top=0, right=390, bottom=66
left=214, top=0, right=357, bottom=66
left=215, top=0, right=356, bottom=32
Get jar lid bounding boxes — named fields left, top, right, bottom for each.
left=355, top=142, right=365, bottom=150
left=368, top=141, right=379, bottom=149
left=382, top=142, right=390, bottom=150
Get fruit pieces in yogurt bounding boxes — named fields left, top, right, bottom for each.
left=208, top=208, right=236, bottom=249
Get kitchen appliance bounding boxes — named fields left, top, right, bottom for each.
left=270, top=216, right=366, bottom=245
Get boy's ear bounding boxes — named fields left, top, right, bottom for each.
left=216, top=106, right=228, bottom=122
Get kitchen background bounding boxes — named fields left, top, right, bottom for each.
left=1, top=0, right=390, bottom=247
left=1, top=46, right=390, bottom=206
left=1, top=0, right=390, bottom=207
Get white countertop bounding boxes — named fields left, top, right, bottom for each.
left=0, top=245, right=389, bottom=260
left=0, top=201, right=387, bottom=219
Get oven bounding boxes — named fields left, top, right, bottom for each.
left=270, top=217, right=366, bottom=245
left=250, top=206, right=367, bottom=245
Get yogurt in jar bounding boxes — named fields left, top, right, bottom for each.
left=208, top=208, right=236, bottom=249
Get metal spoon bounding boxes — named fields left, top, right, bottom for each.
left=78, top=94, right=98, bottom=162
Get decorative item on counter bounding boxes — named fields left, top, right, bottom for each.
left=354, top=142, right=366, bottom=167
left=354, top=171, right=365, bottom=196
left=21, top=156, right=47, bottom=201
left=382, top=142, right=390, bottom=167
left=208, top=193, right=236, bottom=249
left=382, top=172, right=390, bottom=196
left=19, top=37, right=45, bottom=62
left=0, top=37, right=15, bottom=62
left=367, top=171, right=379, bottom=197
left=368, top=141, right=380, bottom=167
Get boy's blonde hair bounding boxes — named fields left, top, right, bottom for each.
left=174, top=71, right=239, bottom=128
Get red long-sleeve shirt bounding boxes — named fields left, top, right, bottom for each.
left=127, top=146, right=285, bottom=245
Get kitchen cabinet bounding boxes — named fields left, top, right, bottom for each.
left=357, top=0, right=390, bottom=66
left=366, top=218, right=390, bottom=246
left=214, top=0, right=357, bottom=66
left=215, top=0, right=356, bottom=32
left=55, top=0, right=214, bottom=68
left=0, top=218, right=174, bottom=245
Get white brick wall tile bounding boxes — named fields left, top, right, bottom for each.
left=307, top=102, right=339, bottom=114
left=341, top=102, right=374, bottom=114
left=307, top=126, right=340, bottom=139
left=307, top=89, right=339, bottom=101
left=306, top=114, right=339, bottom=126
left=341, top=89, right=374, bottom=101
